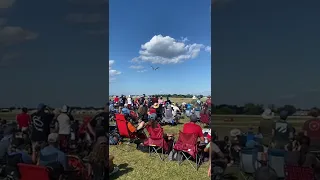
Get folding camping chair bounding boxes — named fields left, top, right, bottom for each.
left=18, top=163, right=50, bottom=180
left=239, top=147, right=259, bottom=180
left=173, top=131, right=202, bottom=170
left=67, top=155, right=90, bottom=180
left=268, top=149, right=285, bottom=178
left=143, top=125, right=168, bottom=161
left=284, top=165, right=315, bottom=180
left=200, top=113, right=210, bottom=126
left=115, top=113, right=146, bottom=150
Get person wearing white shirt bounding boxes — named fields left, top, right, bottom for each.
left=127, top=95, right=132, bottom=109
left=56, top=105, right=71, bottom=152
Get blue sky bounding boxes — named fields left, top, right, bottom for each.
left=109, top=0, right=211, bottom=96
left=212, top=0, right=320, bottom=108
left=0, top=0, right=108, bottom=107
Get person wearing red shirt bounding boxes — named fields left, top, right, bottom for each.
left=114, top=96, right=119, bottom=103
left=182, top=115, right=205, bottom=142
left=303, top=108, right=320, bottom=150
left=148, top=104, right=157, bottom=115
left=16, top=107, right=31, bottom=132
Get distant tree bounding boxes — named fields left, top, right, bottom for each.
left=277, top=105, right=297, bottom=116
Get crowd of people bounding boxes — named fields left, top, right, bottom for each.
left=211, top=108, right=320, bottom=180
left=0, top=103, right=111, bottom=180
left=108, top=94, right=212, bottom=177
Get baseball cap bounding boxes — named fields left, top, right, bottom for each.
left=37, top=103, right=46, bottom=110
left=61, top=105, right=68, bottom=113
left=48, top=133, right=59, bottom=143
left=190, top=114, right=198, bottom=122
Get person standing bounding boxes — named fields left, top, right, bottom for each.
left=56, top=105, right=71, bottom=153
left=303, top=108, right=320, bottom=150
left=127, top=95, right=132, bottom=109
left=16, top=107, right=31, bottom=133
left=272, top=110, right=293, bottom=149
left=30, top=103, right=54, bottom=150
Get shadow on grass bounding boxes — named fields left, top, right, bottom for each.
left=109, top=163, right=133, bottom=179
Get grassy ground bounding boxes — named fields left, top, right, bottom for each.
left=109, top=116, right=210, bottom=180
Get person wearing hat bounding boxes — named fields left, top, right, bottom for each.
left=30, top=103, right=55, bottom=149
left=148, top=103, right=158, bottom=115
left=39, top=133, right=67, bottom=170
left=272, top=110, right=293, bottom=149
left=258, top=108, right=275, bottom=150
left=56, top=105, right=71, bottom=153
left=182, top=115, right=205, bottom=143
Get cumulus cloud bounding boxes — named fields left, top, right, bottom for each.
left=129, top=65, right=144, bottom=69
left=0, top=0, right=15, bottom=9
left=131, top=35, right=209, bottom=64
left=66, top=13, right=106, bottom=23
left=0, top=26, right=38, bottom=46
left=109, top=60, right=121, bottom=82
left=205, top=46, right=211, bottom=53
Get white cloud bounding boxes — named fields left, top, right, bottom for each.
left=137, top=69, right=147, bottom=73
left=109, top=60, right=121, bottom=82
left=180, top=37, right=189, bottom=43
left=129, top=65, right=144, bottom=69
left=0, top=0, right=15, bottom=9
left=205, top=46, right=211, bottom=53
left=131, top=35, right=209, bottom=64
left=0, top=26, right=38, bottom=46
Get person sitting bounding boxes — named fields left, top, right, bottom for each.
left=121, top=104, right=130, bottom=115
left=182, top=115, right=205, bottom=143
left=88, top=136, right=119, bottom=179
left=162, top=105, right=174, bottom=125
left=146, top=114, right=174, bottom=152
left=38, top=133, right=67, bottom=170
left=148, top=103, right=158, bottom=115
left=285, top=135, right=320, bottom=177
left=0, top=126, right=14, bottom=162
left=272, top=110, right=293, bottom=149
left=8, top=138, right=32, bottom=164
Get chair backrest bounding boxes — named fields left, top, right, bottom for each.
left=115, top=114, right=130, bottom=138
left=239, top=148, right=258, bottom=174
left=177, top=131, right=198, bottom=146
left=146, top=125, right=163, bottom=140
left=284, top=164, right=315, bottom=180
left=67, top=155, right=87, bottom=178
left=164, top=109, right=173, bottom=118
left=200, top=113, right=210, bottom=124
left=18, top=163, right=50, bottom=180
left=39, top=153, right=58, bottom=166
left=268, top=149, right=285, bottom=178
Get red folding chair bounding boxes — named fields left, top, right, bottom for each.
left=200, top=113, right=210, bottom=125
left=18, top=163, right=50, bottom=180
left=284, top=164, right=315, bottom=180
left=115, top=113, right=135, bottom=140
left=143, top=125, right=168, bottom=161
left=67, top=155, right=91, bottom=180
left=173, top=131, right=202, bottom=170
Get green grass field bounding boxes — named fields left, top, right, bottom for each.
left=109, top=116, right=210, bottom=180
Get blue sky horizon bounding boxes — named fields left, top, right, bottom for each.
left=109, top=0, right=211, bottom=96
